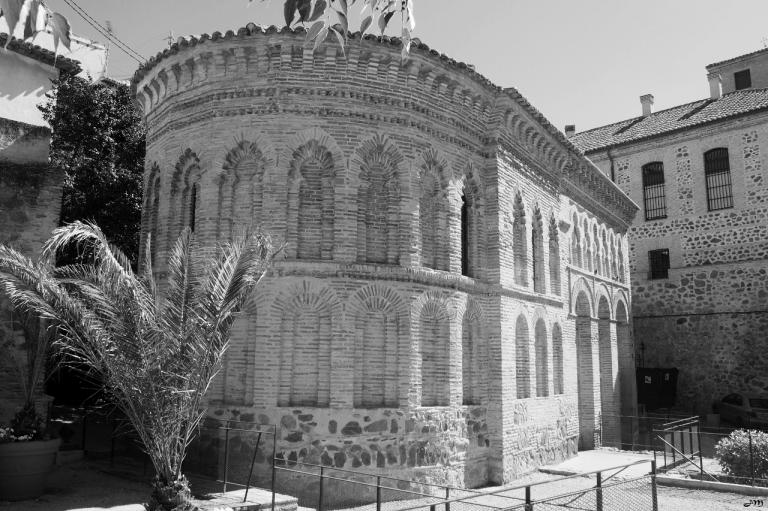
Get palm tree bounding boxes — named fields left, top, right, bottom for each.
left=0, top=222, right=274, bottom=510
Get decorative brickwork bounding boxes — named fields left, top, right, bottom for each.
left=133, top=27, right=636, bottom=499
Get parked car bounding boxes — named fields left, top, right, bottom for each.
left=713, top=393, right=768, bottom=427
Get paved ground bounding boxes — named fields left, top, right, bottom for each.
left=0, top=450, right=764, bottom=511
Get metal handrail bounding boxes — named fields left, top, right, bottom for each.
left=395, top=459, right=654, bottom=511
left=273, top=465, right=507, bottom=507
left=655, top=434, right=717, bottom=481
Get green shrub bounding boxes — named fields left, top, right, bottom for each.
left=715, top=429, right=768, bottom=480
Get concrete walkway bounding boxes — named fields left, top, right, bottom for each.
left=540, top=449, right=655, bottom=479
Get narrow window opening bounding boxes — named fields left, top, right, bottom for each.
left=461, top=193, right=469, bottom=276
left=734, top=69, right=751, bottom=91
left=190, top=184, right=198, bottom=232
left=642, top=162, right=667, bottom=221
left=704, top=148, right=734, bottom=211
left=648, top=248, right=670, bottom=280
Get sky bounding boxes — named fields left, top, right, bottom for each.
left=35, top=0, right=768, bottom=132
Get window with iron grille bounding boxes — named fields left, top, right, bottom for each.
left=648, top=249, right=670, bottom=280
left=642, top=162, right=666, bottom=220
left=704, top=148, right=734, bottom=211
left=734, top=69, right=752, bottom=90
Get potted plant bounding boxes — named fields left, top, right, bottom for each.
left=0, top=316, right=61, bottom=501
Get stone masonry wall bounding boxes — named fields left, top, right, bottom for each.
left=588, top=115, right=768, bottom=415
left=134, top=26, right=636, bottom=499
left=0, top=118, right=61, bottom=423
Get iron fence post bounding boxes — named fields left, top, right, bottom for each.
left=243, top=431, right=262, bottom=503
left=651, top=460, right=658, bottom=511
left=671, top=429, right=676, bottom=466
left=223, top=425, right=230, bottom=493
left=271, top=425, right=277, bottom=511
left=318, top=466, right=325, bottom=511
left=525, top=485, right=532, bottom=511
left=697, top=426, right=704, bottom=481
left=596, top=471, right=603, bottom=511
left=376, top=476, right=381, bottom=511
left=445, top=487, right=450, bottom=511
left=749, top=429, right=755, bottom=486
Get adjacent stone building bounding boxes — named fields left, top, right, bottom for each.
left=0, top=33, right=79, bottom=423
left=132, top=25, right=637, bottom=495
left=571, top=47, right=768, bottom=416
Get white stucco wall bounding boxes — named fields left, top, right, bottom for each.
left=0, top=49, right=58, bottom=126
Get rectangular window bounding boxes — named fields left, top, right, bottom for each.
left=704, top=148, right=734, bottom=211
left=648, top=249, right=670, bottom=280
left=734, top=69, right=752, bottom=90
left=642, top=162, right=667, bottom=220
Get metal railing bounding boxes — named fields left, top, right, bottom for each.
left=273, top=458, right=658, bottom=511
left=651, top=415, right=768, bottom=487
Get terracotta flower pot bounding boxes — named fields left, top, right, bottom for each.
left=0, top=438, right=61, bottom=501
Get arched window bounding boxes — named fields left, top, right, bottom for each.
left=592, top=225, right=600, bottom=275
left=532, top=208, right=545, bottom=293
left=549, top=217, right=561, bottom=295
left=297, top=160, right=326, bottom=259
left=461, top=194, right=469, bottom=276
left=285, top=141, right=336, bottom=260
left=170, top=149, right=201, bottom=249
left=515, top=315, right=531, bottom=399
left=141, top=164, right=161, bottom=268
left=461, top=174, right=484, bottom=279
left=351, top=287, right=402, bottom=409
left=421, top=305, right=450, bottom=406
left=704, top=148, right=734, bottom=211
left=534, top=319, right=548, bottom=397
left=642, top=162, right=666, bottom=220
left=571, top=225, right=582, bottom=268
left=618, top=240, right=626, bottom=283
left=462, top=311, right=487, bottom=405
left=420, top=170, right=442, bottom=270
left=355, top=138, right=402, bottom=265
left=552, top=324, right=564, bottom=395
left=513, top=193, right=528, bottom=286
left=279, top=305, right=332, bottom=407
left=220, top=139, right=268, bottom=242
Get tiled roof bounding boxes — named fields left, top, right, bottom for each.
left=0, top=32, right=80, bottom=73
left=706, top=47, right=768, bottom=69
left=571, top=88, right=768, bottom=153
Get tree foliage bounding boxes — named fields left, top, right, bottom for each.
left=260, top=0, right=416, bottom=58
left=715, top=429, right=768, bottom=480
left=40, top=76, right=146, bottom=266
left=0, top=222, right=276, bottom=509
left=0, top=0, right=70, bottom=49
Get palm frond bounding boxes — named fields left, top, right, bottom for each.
left=0, top=222, right=274, bottom=498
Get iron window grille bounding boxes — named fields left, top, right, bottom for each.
left=704, top=148, right=734, bottom=211
left=648, top=248, right=670, bottom=280
left=642, top=162, right=667, bottom=220
left=734, top=69, right=752, bottom=91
